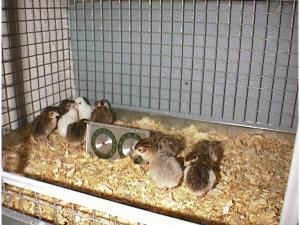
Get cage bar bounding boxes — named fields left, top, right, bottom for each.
left=188, top=0, right=196, bottom=114
left=221, top=0, right=232, bottom=119
left=199, top=0, right=207, bottom=116
left=119, top=0, right=123, bottom=104
left=148, top=0, right=152, bottom=108
left=129, top=0, right=133, bottom=105
left=158, top=0, right=162, bottom=110
left=168, top=0, right=174, bottom=112
left=255, top=0, right=270, bottom=123
left=232, top=0, right=244, bottom=121
left=291, top=86, right=298, bottom=128
left=73, top=0, right=80, bottom=97
left=101, top=0, right=105, bottom=98
left=178, top=0, right=185, bottom=113
left=279, top=0, right=297, bottom=127
left=139, top=0, right=142, bottom=107
left=267, top=0, right=283, bottom=125
left=110, top=0, right=114, bottom=103
left=243, top=0, right=256, bottom=121
left=210, top=0, right=220, bottom=117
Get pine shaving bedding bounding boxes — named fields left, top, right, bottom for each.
left=2, top=117, right=294, bottom=225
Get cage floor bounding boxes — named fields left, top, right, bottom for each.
left=2, top=114, right=295, bottom=225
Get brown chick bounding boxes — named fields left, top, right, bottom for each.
left=155, top=133, right=185, bottom=157
left=132, top=141, right=183, bottom=189
left=43, top=99, right=75, bottom=118
left=187, top=140, right=224, bottom=169
left=65, top=119, right=88, bottom=150
left=132, top=133, right=185, bottom=158
left=91, top=99, right=114, bottom=124
left=183, top=140, right=223, bottom=197
left=183, top=162, right=216, bottom=197
left=31, top=110, right=59, bottom=142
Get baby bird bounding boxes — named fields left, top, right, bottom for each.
left=65, top=119, right=88, bottom=149
left=132, top=133, right=185, bottom=158
left=43, top=99, right=75, bottom=118
left=75, top=97, right=93, bottom=120
left=183, top=158, right=216, bottom=197
left=190, top=140, right=224, bottom=169
left=183, top=140, right=223, bottom=197
left=91, top=99, right=115, bottom=124
left=31, top=110, right=59, bottom=142
left=133, top=140, right=183, bottom=189
left=155, top=133, right=185, bottom=157
left=57, top=102, right=79, bottom=138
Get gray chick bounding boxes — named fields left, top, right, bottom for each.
left=65, top=119, right=88, bottom=149
left=133, top=140, right=183, bottom=189
left=91, top=99, right=115, bottom=124
left=31, top=110, right=60, bottom=142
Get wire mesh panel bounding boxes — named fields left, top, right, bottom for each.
left=2, top=0, right=73, bottom=132
left=69, top=0, right=298, bottom=132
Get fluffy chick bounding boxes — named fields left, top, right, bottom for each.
left=31, top=110, right=59, bottom=142
left=183, top=162, right=216, bottom=197
left=57, top=102, right=79, bottom=138
left=43, top=99, right=75, bottom=118
left=132, top=133, right=185, bottom=158
left=155, top=133, right=185, bottom=157
left=188, top=140, right=224, bottom=169
left=182, top=141, right=223, bottom=197
left=75, top=96, right=93, bottom=120
left=91, top=99, right=115, bottom=124
left=133, top=142, right=183, bottom=189
left=65, top=119, right=88, bottom=148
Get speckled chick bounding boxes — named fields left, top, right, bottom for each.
left=188, top=140, right=224, bottom=169
left=155, top=133, right=185, bottom=157
left=183, top=145, right=218, bottom=197
left=31, top=110, right=59, bottom=142
left=75, top=97, right=93, bottom=120
left=183, top=163, right=216, bottom=197
left=132, top=133, right=185, bottom=158
left=133, top=141, right=183, bottom=189
left=65, top=119, right=88, bottom=147
left=57, top=102, right=79, bottom=138
left=43, top=99, right=75, bottom=118
left=91, top=99, right=114, bottom=124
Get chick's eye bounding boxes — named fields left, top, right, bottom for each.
left=137, top=148, right=145, bottom=153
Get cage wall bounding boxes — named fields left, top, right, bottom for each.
left=69, top=0, right=298, bottom=132
left=2, top=0, right=74, bottom=132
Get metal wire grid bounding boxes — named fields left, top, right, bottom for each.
left=2, top=184, right=131, bottom=225
left=69, top=0, right=298, bottom=132
left=2, top=0, right=73, bottom=132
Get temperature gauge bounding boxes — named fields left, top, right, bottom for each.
left=91, top=128, right=117, bottom=159
left=118, top=132, right=141, bottom=158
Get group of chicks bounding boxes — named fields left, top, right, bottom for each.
left=131, top=136, right=223, bottom=197
left=31, top=97, right=223, bottom=197
left=31, top=97, right=114, bottom=148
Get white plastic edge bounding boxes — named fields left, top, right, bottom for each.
left=279, top=133, right=298, bottom=225
left=2, top=171, right=198, bottom=225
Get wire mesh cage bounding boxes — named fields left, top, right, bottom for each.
left=1, top=0, right=298, bottom=225
left=2, top=0, right=298, bottom=133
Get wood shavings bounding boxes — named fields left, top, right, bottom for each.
left=2, top=118, right=295, bottom=225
